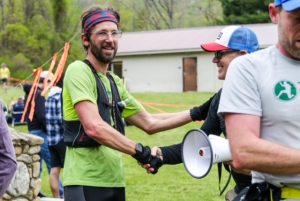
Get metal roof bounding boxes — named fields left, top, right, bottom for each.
left=117, top=23, right=277, bottom=56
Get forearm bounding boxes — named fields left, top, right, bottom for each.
left=150, top=111, right=191, bottom=133
left=160, top=143, right=182, bottom=164
left=128, top=110, right=191, bottom=134
left=151, top=111, right=191, bottom=120
left=233, top=137, right=300, bottom=174
left=86, top=121, right=136, bottom=155
left=75, top=101, right=137, bottom=155
left=226, top=114, right=300, bottom=175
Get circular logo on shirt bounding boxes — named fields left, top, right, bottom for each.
left=274, top=80, right=297, bottom=101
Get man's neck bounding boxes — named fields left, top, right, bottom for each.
left=86, top=55, right=109, bottom=74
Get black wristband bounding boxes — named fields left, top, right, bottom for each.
left=132, top=143, right=152, bottom=164
left=190, top=107, right=201, bottom=121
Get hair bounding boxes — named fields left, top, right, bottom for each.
left=81, top=6, right=120, bottom=51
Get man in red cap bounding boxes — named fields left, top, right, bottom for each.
left=218, top=0, right=300, bottom=200
left=145, top=25, right=259, bottom=201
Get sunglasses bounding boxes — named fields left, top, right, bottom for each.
left=214, top=50, right=239, bottom=60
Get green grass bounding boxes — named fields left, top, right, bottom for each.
left=1, top=86, right=234, bottom=200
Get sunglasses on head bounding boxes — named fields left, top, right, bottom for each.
left=214, top=50, right=239, bottom=60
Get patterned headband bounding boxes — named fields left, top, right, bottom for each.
left=83, top=10, right=119, bottom=34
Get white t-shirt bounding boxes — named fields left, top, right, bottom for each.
left=218, top=45, right=300, bottom=188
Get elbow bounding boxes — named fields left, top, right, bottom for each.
left=84, top=122, right=107, bottom=141
left=142, top=124, right=158, bottom=135
left=230, top=150, right=249, bottom=170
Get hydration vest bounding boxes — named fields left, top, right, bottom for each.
left=63, top=60, right=125, bottom=147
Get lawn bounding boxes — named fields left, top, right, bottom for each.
left=1, top=86, right=233, bottom=201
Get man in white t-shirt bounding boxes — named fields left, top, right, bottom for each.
left=218, top=0, right=300, bottom=200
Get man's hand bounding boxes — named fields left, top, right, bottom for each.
left=142, top=147, right=163, bottom=174
left=190, top=94, right=215, bottom=121
left=132, top=143, right=152, bottom=164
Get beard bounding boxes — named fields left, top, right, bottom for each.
left=278, top=23, right=300, bottom=60
left=90, top=40, right=117, bottom=64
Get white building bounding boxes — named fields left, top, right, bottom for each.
left=114, top=23, right=277, bottom=93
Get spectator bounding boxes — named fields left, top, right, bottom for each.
left=45, top=80, right=66, bottom=198
left=0, top=63, right=10, bottom=85
left=23, top=71, right=63, bottom=197
left=145, top=25, right=259, bottom=201
left=11, top=97, right=25, bottom=125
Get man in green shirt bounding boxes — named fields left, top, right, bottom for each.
left=63, top=6, right=209, bottom=201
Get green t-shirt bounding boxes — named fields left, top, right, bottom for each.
left=63, top=60, right=143, bottom=187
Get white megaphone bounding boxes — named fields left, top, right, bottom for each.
left=182, top=129, right=232, bottom=179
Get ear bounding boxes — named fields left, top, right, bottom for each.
left=269, top=3, right=280, bottom=24
left=81, top=33, right=90, bottom=47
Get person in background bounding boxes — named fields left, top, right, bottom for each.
left=145, top=25, right=260, bottom=201
left=63, top=6, right=210, bottom=201
left=0, top=63, right=10, bottom=93
left=0, top=63, right=10, bottom=85
left=23, top=71, right=63, bottom=197
left=10, top=96, right=25, bottom=125
left=0, top=103, right=17, bottom=197
left=218, top=1, right=300, bottom=200
left=23, top=72, right=51, bottom=175
left=45, top=78, right=66, bottom=198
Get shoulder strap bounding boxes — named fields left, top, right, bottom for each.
left=82, top=59, right=111, bottom=124
left=107, top=73, right=124, bottom=134
left=82, top=60, right=124, bottom=134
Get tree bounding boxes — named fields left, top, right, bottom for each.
left=218, top=0, right=272, bottom=24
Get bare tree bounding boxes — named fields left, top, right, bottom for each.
left=24, top=0, right=35, bottom=23
left=0, top=0, right=4, bottom=30
left=144, top=0, right=178, bottom=29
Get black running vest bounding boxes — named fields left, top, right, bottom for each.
left=63, top=60, right=125, bottom=147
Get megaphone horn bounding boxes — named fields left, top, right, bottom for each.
left=181, top=129, right=232, bottom=179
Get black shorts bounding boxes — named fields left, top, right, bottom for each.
left=64, top=186, right=125, bottom=201
left=49, top=139, right=66, bottom=168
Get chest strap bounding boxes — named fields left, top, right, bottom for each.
left=63, top=60, right=125, bottom=147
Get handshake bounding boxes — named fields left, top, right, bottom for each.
left=132, top=143, right=163, bottom=174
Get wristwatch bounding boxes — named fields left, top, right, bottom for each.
left=135, top=143, right=143, bottom=154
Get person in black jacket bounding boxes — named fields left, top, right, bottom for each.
left=23, top=71, right=64, bottom=197
left=145, top=25, right=260, bottom=201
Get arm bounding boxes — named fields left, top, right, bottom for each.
left=149, top=93, right=221, bottom=165
left=143, top=144, right=181, bottom=173
left=201, top=90, right=223, bottom=136
left=126, top=93, right=215, bottom=134
left=225, top=113, right=300, bottom=175
left=76, top=100, right=162, bottom=167
left=160, top=143, right=182, bottom=164
left=75, top=100, right=136, bottom=155
left=0, top=105, right=17, bottom=196
left=126, top=109, right=191, bottom=134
